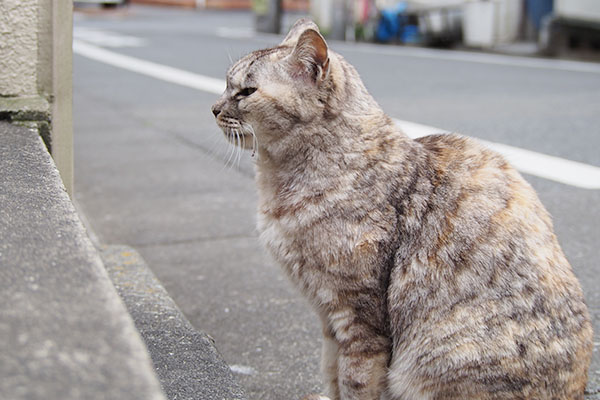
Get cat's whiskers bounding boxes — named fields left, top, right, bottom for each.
left=207, top=127, right=229, bottom=161
left=240, top=129, right=247, bottom=166
left=223, top=126, right=237, bottom=169
left=232, top=128, right=240, bottom=168
left=242, top=122, right=258, bottom=158
left=234, top=128, right=243, bottom=168
left=219, top=123, right=249, bottom=170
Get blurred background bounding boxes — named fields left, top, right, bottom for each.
left=76, top=0, right=600, bottom=59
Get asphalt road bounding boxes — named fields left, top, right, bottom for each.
left=72, top=5, right=600, bottom=399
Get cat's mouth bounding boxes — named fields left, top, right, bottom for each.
left=217, top=120, right=258, bottom=152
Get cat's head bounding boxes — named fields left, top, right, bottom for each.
left=211, top=19, right=335, bottom=152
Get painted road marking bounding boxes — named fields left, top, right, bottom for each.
left=394, top=120, right=600, bottom=190
left=216, top=26, right=255, bottom=39
left=73, top=39, right=225, bottom=94
left=73, top=27, right=147, bottom=48
left=73, top=39, right=600, bottom=189
left=229, top=364, right=257, bottom=375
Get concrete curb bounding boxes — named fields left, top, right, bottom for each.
left=0, top=121, right=166, bottom=400
left=102, top=245, right=247, bottom=400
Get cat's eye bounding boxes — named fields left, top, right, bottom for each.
left=237, top=87, right=257, bottom=98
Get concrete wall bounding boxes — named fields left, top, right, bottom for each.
left=0, top=0, right=73, bottom=195
left=50, top=1, right=74, bottom=196
left=0, top=0, right=39, bottom=97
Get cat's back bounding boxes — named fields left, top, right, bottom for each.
left=415, top=133, right=559, bottom=248
left=387, top=133, right=593, bottom=400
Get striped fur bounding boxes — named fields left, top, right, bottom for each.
left=212, top=19, right=593, bottom=400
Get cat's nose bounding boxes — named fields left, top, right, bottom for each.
left=211, top=105, right=221, bottom=118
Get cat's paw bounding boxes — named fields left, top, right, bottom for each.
left=300, top=395, right=331, bottom=400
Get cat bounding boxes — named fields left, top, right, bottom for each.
left=211, top=18, right=593, bottom=400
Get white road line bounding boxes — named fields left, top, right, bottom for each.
left=229, top=364, right=257, bottom=375
left=394, top=120, right=600, bottom=189
left=73, top=40, right=225, bottom=94
left=73, top=27, right=147, bottom=48
left=73, top=40, right=600, bottom=189
left=216, top=27, right=255, bottom=39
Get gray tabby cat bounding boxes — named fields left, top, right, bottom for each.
left=211, top=19, right=593, bottom=400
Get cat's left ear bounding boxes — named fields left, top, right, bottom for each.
left=289, top=29, right=330, bottom=84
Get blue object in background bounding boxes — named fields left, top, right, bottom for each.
left=376, top=2, right=408, bottom=42
left=402, top=24, right=420, bottom=43
left=527, top=0, right=554, bottom=30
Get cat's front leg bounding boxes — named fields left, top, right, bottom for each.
left=328, top=308, right=390, bottom=400
left=320, top=315, right=341, bottom=400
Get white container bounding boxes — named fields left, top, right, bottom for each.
left=495, top=0, right=521, bottom=43
left=463, top=0, right=521, bottom=48
left=555, top=0, right=600, bottom=23
left=463, top=1, right=496, bottom=47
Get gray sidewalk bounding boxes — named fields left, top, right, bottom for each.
left=0, top=122, right=164, bottom=400
left=102, top=244, right=246, bottom=400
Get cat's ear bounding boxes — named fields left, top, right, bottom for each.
left=281, top=18, right=320, bottom=47
left=289, top=28, right=330, bottom=83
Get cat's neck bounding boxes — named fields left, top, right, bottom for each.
left=255, top=110, right=414, bottom=195
left=258, top=110, right=386, bottom=163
